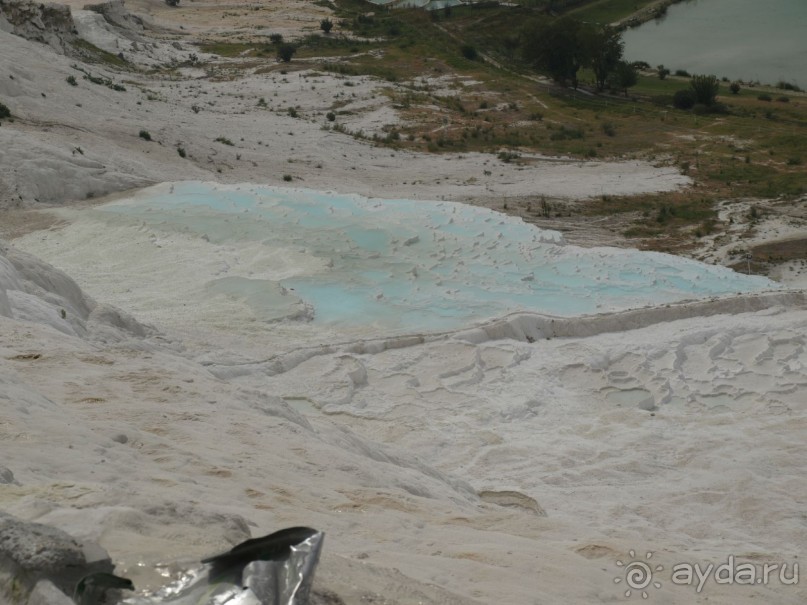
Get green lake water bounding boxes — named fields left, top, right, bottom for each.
left=623, top=0, right=806, bottom=88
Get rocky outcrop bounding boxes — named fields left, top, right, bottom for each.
left=84, top=0, right=145, bottom=33
left=0, top=0, right=78, bottom=54
left=0, top=240, right=156, bottom=342
left=0, top=512, right=113, bottom=602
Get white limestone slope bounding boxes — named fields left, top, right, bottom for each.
left=0, top=239, right=152, bottom=342
left=1, top=3, right=806, bottom=602
left=3, top=233, right=807, bottom=604
left=0, top=23, right=689, bottom=211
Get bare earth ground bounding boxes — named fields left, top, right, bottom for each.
left=1, top=1, right=806, bottom=604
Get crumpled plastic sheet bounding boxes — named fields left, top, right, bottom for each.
left=121, top=527, right=324, bottom=605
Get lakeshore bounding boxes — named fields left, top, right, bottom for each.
left=623, top=0, right=807, bottom=88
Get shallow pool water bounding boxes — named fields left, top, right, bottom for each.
left=97, top=182, right=778, bottom=332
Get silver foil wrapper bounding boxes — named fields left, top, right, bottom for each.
left=121, top=527, right=323, bottom=605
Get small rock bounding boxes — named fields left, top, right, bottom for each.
left=111, top=433, right=128, bottom=444
left=27, top=580, right=73, bottom=605
left=0, top=466, right=19, bottom=485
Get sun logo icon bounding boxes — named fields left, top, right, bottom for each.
left=614, top=550, right=663, bottom=599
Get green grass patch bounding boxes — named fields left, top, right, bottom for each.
left=198, top=42, right=257, bottom=57
left=72, top=38, right=128, bottom=68
left=321, top=62, right=401, bottom=83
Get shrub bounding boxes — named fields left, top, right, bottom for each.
left=326, top=111, right=336, bottom=121
left=287, top=106, right=298, bottom=118
left=689, top=74, right=719, bottom=106
left=776, top=81, right=802, bottom=92
left=138, top=130, right=151, bottom=141
left=277, top=43, right=296, bottom=63
left=282, top=174, right=293, bottom=181
left=601, top=121, right=616, bottom=137
left=498, top=150, right=520, bottom=163
left=320, top=18, right=333, bottom=33
left=215, top=136, right=234, bottom=145
left=269, top=33, right=283, bottom=45
left=674, top=69, right=690, bottom=77
left=460, top=44, right=478, bottom=61
left=673, top=89, right=696, bottom=110
left=656, top=205, right=675, bottom=223
left=698, top=218, right=717, bottom=236
left=777, top=96, right=790, bottom=103
left=729, top=81, right=740, bottom=95
left=0, top=102, right=10, bottom=119
left=177, top=147, right=186, bottom=158
left=66, top=75, right=77, bottom=86
left=757, top=93, right=772, bottom=102
left=549, top=125, right=584, bottom=141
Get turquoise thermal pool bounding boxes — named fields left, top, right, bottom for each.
left=94, top=182, right=777, bottom=332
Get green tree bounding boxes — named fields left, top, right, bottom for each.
left=320, top=18, right=333, bottom=34
left=610, top=61, right=638, bottom=96
left=521, top=18, right=587, bottom=88
left=581, top=25, right=623, bottom=92
left=689, top=74, right=720, bottom=106
left=522, top=19, right=625, bottom=91
left=277, top=43, right=296, bottom=63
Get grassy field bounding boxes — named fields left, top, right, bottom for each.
left=191, top=0, right=806, bottom=253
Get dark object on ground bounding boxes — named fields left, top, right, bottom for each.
left=0, top=512, right=113, bottom=601
left=203, top=526, right=320, bottom=578
left=73, top=572, right=134, bottom=605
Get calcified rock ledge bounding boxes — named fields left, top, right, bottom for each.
left=3, top=234, right=807, bottom=604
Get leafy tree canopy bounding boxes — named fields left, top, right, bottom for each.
left=520, top=18, right=625, bottom=90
